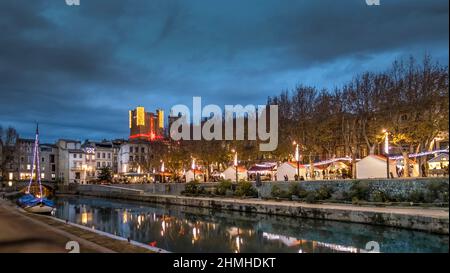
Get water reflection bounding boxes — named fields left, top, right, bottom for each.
left=54, top=196, right=448, bottom=253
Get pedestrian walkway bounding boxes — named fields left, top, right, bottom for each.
left=0, top=199, right=155, bottom=253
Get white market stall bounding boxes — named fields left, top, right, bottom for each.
left=222, top=166, right=248, bottom=181
left=356, top=155, right=398, bottom=179
left=185, top=169, right=205, bottom=182
left=276, top=162, right=307, bottom=181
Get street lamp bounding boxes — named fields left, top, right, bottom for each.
left=161, top=161, right=165, bottom=183
left=192, top=158, right=196, bottom=181
left=293, top=141, right=300, bottom=181
left=383, top=129, right=390, bottom=179
left=232, top=149, right=238, bottom=182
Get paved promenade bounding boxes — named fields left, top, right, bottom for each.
left=0, top=199, right=156, bottom=253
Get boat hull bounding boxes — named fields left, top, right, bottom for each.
left=23, top=204, right=54, bottom=214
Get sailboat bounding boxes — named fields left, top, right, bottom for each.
left=17, top=124, right=55, bottom=214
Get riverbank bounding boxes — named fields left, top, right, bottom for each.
left=63, top=187, right=449, bottom=234
left=0, top=199, right=165, bottom=253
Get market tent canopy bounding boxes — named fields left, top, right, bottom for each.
left=356, top=155, right=398, bottom=179
left=276, top=162, right=306, bottom=181
left=222, top=166, right=248, bottom=181
left=185, top=169, right=205, bottom=182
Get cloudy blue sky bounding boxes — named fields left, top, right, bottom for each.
left=0, top=0, right=448, bottom=143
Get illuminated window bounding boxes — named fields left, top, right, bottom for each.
left=27, top=164, right=31, bottom=170
left=137, top=107, right=145, bottom=126
left=129, top=110, right=132, bottom=128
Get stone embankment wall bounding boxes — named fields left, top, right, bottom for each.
left=62, top=178, right=449, bottom=199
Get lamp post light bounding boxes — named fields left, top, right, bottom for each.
left=192, top=158, right=196, bottom=181
left=161, top=161, right=165, bottom=183
left=232, top=149, right=238, bottom=182
left=383, top=129, right=390, bottom=179
left=293, top=141, right=300, bottom=181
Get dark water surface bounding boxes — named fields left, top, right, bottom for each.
left=53, top=195, right=449, bottom=253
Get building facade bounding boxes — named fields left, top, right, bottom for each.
left=40, top=144, right=58, bottom=181
left=56, top=139, right=82, bottom=184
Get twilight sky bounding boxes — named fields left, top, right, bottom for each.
left=0, top=0, right=448, bottom=143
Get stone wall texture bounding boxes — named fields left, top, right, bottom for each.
left=67, top=178, right=449, bottom=199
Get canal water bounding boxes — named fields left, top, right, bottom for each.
left=53, top=195, right=448, bottom=253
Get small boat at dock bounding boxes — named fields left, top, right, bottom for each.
left=17, top=124, right=55, bottom=214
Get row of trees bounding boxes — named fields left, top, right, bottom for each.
left=134, top=55, right=448, bottom=179
left=268, top=55, right=448, bottom=177
left=0, top=126, right=19, bottom=179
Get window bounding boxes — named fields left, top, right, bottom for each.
left=27, top=164, right=31, bottom=170
left=102, top=162, right=106, bottom=167
left=129, top=156, right=133, bottom=162
left=102, top=153, right=106, bottom=159
left=41, top=173, right=45, bottom=179
left=108, top=153, right=111, bottom=159
left=50, top=155, right=55, bottom=163
left=135, top=147, right=139, bottom=153
left=97, top=152, right=101, bottom=158
left=42, top=157, right=45, bottom=162
left=141, top=147, right=145, bottom=153
left=97, top=162, right=101, bottom=168
left=51, top=174, right=56, bottom=179
left=129, top=146, right=133, bottom=153
left=52, top=165, right=56, bottom=172
left=75, top=172, right=81, bottom=179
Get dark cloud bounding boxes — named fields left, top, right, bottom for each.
left=0, top=0, right=448, bottom=142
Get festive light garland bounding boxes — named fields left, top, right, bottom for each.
left=388, top=149, right=449, bottom=160
left=301, top=148, right=449, bottom=168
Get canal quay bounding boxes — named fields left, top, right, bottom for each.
left=1, top=181, right=448, bottom=253
left=0, top=199, right=161, bottom=253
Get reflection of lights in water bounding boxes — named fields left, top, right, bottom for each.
left=262, top=232, right=359, bottom=253
left=81, top=208, right=92, bottom=225
left=192, top=227, right=200, bottom=242
left=298, top=249, right=304, bottom=253
left=235, top=236, right=242, bottom=253
left=122, top=210, right=128, bottom=224
left=316, top=242, right=359, bottom=253
left=153, top=213, right=156, bottom=221
left=262, top=232, right=302, bottom=247
left=162, top=221, right=166, bottom=232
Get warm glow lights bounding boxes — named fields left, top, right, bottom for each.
left=157, top=109, right=164, bottom=128
left=129, top=110, right=132, bottom=128
left=383, top=130, right=389, bottom=154
left=136, top=106, right=145, bottom=126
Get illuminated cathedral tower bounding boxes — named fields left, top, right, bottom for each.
left=129, top=106, right=164, bottom=141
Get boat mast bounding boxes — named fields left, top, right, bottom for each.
left=26, top=123, right=44, bottom=199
